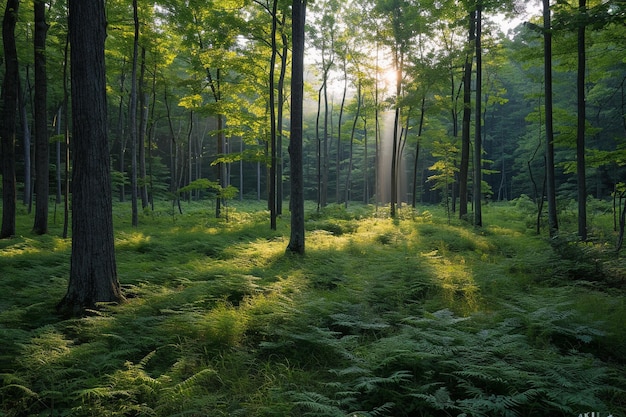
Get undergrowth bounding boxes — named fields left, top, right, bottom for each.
left=1, top=199, right=625, bottom=416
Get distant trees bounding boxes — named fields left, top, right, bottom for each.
left=0, top=0, right=624, bottom=248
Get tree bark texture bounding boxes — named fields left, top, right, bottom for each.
left=1, top=0, right=19, bottom=239
left=543, top=0, right=559, bottom=237
left=577, top=0, right=588, bottom=240
left=58, top=0, right=123, bottom=315
left=33, top=0, right=49, bottom=234
left=459, top=9, right=476, bottom=220
left=287, top=0, right=306, bottom=255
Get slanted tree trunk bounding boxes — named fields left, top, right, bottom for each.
left=1, top=0, right=20, bottom=239
left=58, top=0, right=123, bottom=315
left=287, top=0, right=306, bottom=255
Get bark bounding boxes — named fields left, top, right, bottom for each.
left=287, top=0, right=306, bottom=255
left=139, top=48, right=149, bottom=209
left=269, top=0, right=278, bottom=230
left=33, top=0, right=49, bottom=234
left=544, top=0, right=559, bottom=237
left=577, top=0, right=588, bottom=240
left=58, top=0, right=123, bottom=315
left=130, top=0, right=139, bottom=227
left=1, top=0, right=19, bottom=239
left=473, top=5, right=483, bottom=227
left=459, top=9, right=476, bottom=220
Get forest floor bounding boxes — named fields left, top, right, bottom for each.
left=1, top=198, right=625, bottom=417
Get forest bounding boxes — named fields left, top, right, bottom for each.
left=1, top=0, right=626, bottom=416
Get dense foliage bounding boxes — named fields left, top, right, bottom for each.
left=1, top=0, right=624, bottom=215
left=1, top=201, right=625, bottom=416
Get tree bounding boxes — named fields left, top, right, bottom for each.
left=58, top=0, right=123, bottom=315
left=576, top=0, right=587, bottom=240
left=287, top=0, right=306, bottom=255
left=1, top=0, right=20, bottom=239
left=543, top=0, right=559, bottom=237
left=32, top=0, right=49, bottom=235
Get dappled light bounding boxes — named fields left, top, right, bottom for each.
left=2, top=201, right=626, bottom=416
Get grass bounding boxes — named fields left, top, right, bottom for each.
left=1, top=198, right=625, bottom=416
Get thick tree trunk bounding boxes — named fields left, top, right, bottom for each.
left=130, top=0, right=139, bottom=227
left=33, top=0, right=49, bottom=234
left=287, top=0, right=306, bottom=255
left=1, top=0, right=19, bottom=239
left=139, top=48, right=150, bottom=209
left=58, top=0, right=123, bottom=315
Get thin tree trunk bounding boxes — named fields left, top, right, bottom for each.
left=473, top=5, right=483, bottom=227
left=544, top=0, right=559, bottom=236
left=32, top=0, right=49, bottom=234
left=459, top=9, right=476, bottom=220
left=130, top=0, right=139, bottom=227
left=19, top=80, right=32, bottom=210
left=344, top=82, right=362, bottom=207
left=269, top=0, right=278, bottom=230
left=277, top=15, right=288, bottom=215
left=577, top=0, right=587, bottom=240
left=138, top=47, right=149, bottom=209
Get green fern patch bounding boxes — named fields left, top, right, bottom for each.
left=1, top=201, right=625, bottom=416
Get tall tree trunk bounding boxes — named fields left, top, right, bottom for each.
left=544, top=0, right=559, bottom=237
left=287, top=0, right=306, bottom=255
left=269, top=0, right=278, bottom=230
left=459, top=9, right=476, bottom=220
left=58, top=0, right=122, bottom=315
left=411, top=96, right=426, bottom=208
left=139, top=48, right=149, bottom=209
left=577, top=0, right=587, bottom=240
left=390, top=50, right=403, bottom=217
left=473, top=4, right=483, bottom=227
left=19, top=80, right=32, bottom=210
left=129, top=0, right=140, bottom=227
left=33, top=0, right=49, bottom=234
left=277, top=16, right=288, bottom=216
left=336, top=61, right=348, bottom=204
left=1, top=0, right=20, bottom=239
left=344, top=82, right=362, bottom=208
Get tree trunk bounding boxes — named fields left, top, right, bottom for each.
left=277, top=16, right=288, bottom=216
left=473, top=5, right=483, bottom=227
left=58, top=0, right=123, bottom=315
left=543, top=0, right=559, bottom=237
left=139, top=48, right=150, bottom=209
left=287, top=0, right=306, bottom=255
left=577, top=0, right=587, bottom=241
left=459, top=9, right=476, bottom=220
left=130, top=0, right=139, bottom=227
left=344, top=81, right=362, bottom=207
left=33, top=0, right=49, bottom=234
left=269, top=0, right=278, bottom=230
left=1, top=0, right=19, bottom=239
left=19, top=80, right=32, bottom=210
